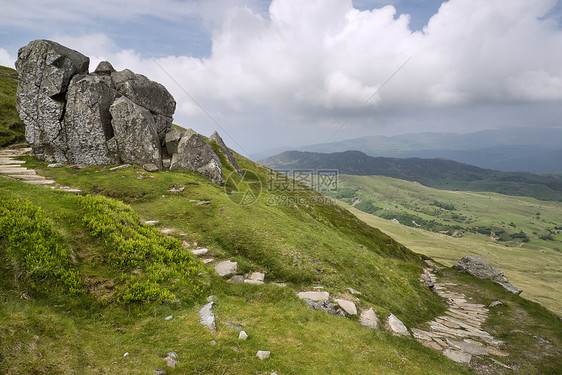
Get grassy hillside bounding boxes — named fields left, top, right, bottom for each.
left=326, top=174, right=562, bottom=315
left=0, top=66, right=25, bottom=146
left=260, top=150, right=562, bottom=201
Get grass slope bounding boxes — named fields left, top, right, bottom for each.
left=329, top=174, right=562, bottom=315
left=0, top=66, right=25, bottom=146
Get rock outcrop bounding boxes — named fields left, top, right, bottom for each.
left=453, top=256, right=522, bottom=295
left=15, top=40, right=235, bottom=185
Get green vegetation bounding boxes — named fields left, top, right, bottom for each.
left=331, top=174, right=562, bottom=315
left=0, top=66, right=25, bottom=146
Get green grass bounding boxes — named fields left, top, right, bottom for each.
left=330, top=174, right=562, bottom=315
left=0, top=66, right=25, bottom=146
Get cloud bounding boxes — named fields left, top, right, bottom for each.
left=0, top=48, right=15, bottom=68
left=8, top=0, right=562, bottom=151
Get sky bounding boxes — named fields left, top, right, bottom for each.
left=1, top=0, right=561, bottom=155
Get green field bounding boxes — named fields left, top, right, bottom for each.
left=325, top=175, right=562, bottom=315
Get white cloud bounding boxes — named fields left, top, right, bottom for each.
left=10, top=0, right=562, bottom=151
left=0, top=48, right=15, bottom=68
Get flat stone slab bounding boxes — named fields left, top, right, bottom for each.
left=334, top=298, right=357, bottom=315
left=386, top=314, right=410, bottom=336
left=297, top=291, right=329, bottom=301
left=198, top=302, right=216, bottom=331
left=214, top=260, right=238, bottom=277
left=24, top=180, right=56, bottom=185
left=443, top=348, right=472, bottom=364
left=360, top=308, right=379, bottom=329
left=247, top=272, right=265, bottom=282
left=8, top=174, right=45, bottom=180
left=0, top=159, right=26, bottom=164
left=0, top=168, right=36, bottom=174
left=191, top=248, right=208, bottom=256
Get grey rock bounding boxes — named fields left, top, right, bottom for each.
left=297, top=291, right=329, bottom=301
left=110, top=96, right=162, bottom=168
left=93, top=61, right=115, bottom=75
left=214, top=260, right=238, bottom=276
left=230, top=275, right=244, bottom=283
left=198, top=302, right=216, bottom=332
left=143, top=163, right=159, bottom=172
left=191, top=248, right=208, bottom=256
left=334, top=298, right=357, bottom=315
left=162, top=158, right=171, bottom=169
left=170, top=132, right=223, bottom=184
left=453, top=256, right=522, bottom=294
left=346, top=287, right=361, bottom=295
left=47, top=163, right=63, bottom=168
left=209, top=131, right=242, bottom=176
left=304, top=299, right=346, bottom=317
left=111, top=69, right=176, bottom=117
left=164, top=315, right=173, bottom=321
left=489, top=300, right=503, bottom=308
left=165, top=128, right=183, bottom=155
left=154, top=370, right=167, bottom=375
left=207, top=295, right=217, bottom=302
left=443, top=348, right=472, bottom=364
left=385, top=314, right=410, bottom=336
left=360, top=308, right=379, bottom=329
left=243, top=279, right=264, bottom=285
left=196, top=201, right=211, bottom=206
left=163, top=355, right=177, bottom=368
left=256, top=350, right=270, bottom=360
left=63, top=74, right=119, bottom=165
left=238, top=330, right=248, bottom=340
left=16, top=40, right=89, bottom=162
left=166, top=352, right=178, bottom=360
left=109, top=164, right=131, bottom=171
left=247, top=272, right=265, bottom=282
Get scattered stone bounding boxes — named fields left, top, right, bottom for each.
left=312, top=286, right=325, bottom=289
left=202, top=258, right=215, bottom=264
left=508, top=329, right=529, bottom=335
left=244, top=279, right=264, bottom=285
left=272, top=282, right=287, bottom=287
left=238, top=331, right=248, bottom=340
left=229, top=275, right=245, bottom=283
left=198, top=302, right=216, bottom=332
left=214, top=260, right=238, bottom=276
left=143, top=220, right=159, bottom=226
left=334, top=298, right=357, bottom=315
left=247, top=272, right=265, bottom=282
left=168, top=186, right=185, bottom=192
left=210, top=340, right=216, bottom=346
left=163, top=355, right=178, bottom=368
left=385, top=314, right=410, bottom=336
left=143, top=163, right=159, bottom=172
left=360, top=308, right=379, bottom=329
left=346, top=287, right=362, bottom=295
left=47, top=163, right=63, bottom=168
left=207, top=295, right=217, bottom=302
left=192, top=248, right=208, bottom=256
left=297, top=291, right=329, bottom=301
left=154, top=370, right=167, bottom=375
left=256, top=351, right=271, bottom=360
left=453, top=256, right=522, bottom=294
left=123, top=352, right=129, bottom=357
left=164, top=315, right=173, bottom=321
left=109, top=164, right=131, bottom=170
left=443, top=348, right=472, bottom=364
left=196, top=200, right=211, bottom=206
left=304, top=299, right=346, bottom=317
left=166, top=352, right=178, bottom=360
left=489, top=301, right=503, bottom=308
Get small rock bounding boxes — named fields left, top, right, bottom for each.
left=489, top=300, right=503, bottom=308
left=192, top=248, right=208, bottom=256
left=166, top=352, right=178, bottom=360
left=210, top=340, right=217, bottom=346
left=304, top=299, right=346, bottom=317
left=214, top=260, right=238, bottom=276
left=238, top=331, right=248, bottom=340
left=144, top=220, right=159, bottom=226
left=207, top=295, right=217, bottom=302
left=247, top=272, right=265, bottom=282
left=230, top=275, right=245, bottom=283
left=195, top=200, right=211, bottom=206
left=199, top=302, right=216, bottom=332
left=164, top=315, right=173, bottom=321
left=154, top=370, right=167, bottom=375
left=109, top=164, right=131, bottom=171
left=182, top=240, right=190, bottom=248
left=346, top=287, right=361, bottom=295
left=256, top=350, right=270, bottom=360
left=47, top=163, right=63, bottom=168
left=163, top=356, right=177, bottom=368
left=360, top=308, right=379, bottom=329
left=203, top=258, right=214, bottom=264
left=297, top=291, right=330, bottom=301
left=123, top=352, right=129, bottom=357
left=385, top=314, right=410, bottom=336
left=143, top=163, right=159, bottom=172
left=243, top=279, right=264, bottom=285
left=334, top=298, right=357, bottom=315
left=443, top=348, right=472, bottom=364
left=168, top=186, right=185, bottom=192
left=162, top=159, right=171, bottom=169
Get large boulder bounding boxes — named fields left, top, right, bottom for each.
left=170, top=132, right=223, bottom=184
left=109, top=96, right=162, bottom=168
left=453, top=256, right=522, bottom=294
left=63, top=74, right=119, bottom=164
left=209, top=131, right=242, bottom=176
left=16, top=40, right=89, bottom=162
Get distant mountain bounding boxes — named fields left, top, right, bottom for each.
left=260, top=150, right=562, bottom=201
left=251, top=128, right=562, bottom=173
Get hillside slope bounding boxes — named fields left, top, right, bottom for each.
left=0, top=66, right=25, bottom=146
left=260, top=150, right=562, bottom=201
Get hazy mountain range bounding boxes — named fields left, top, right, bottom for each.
left=252, top=128, right=562, bottom=173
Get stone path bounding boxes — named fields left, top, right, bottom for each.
left=413, top=267, right=510, bottom=366
left=0, top=147, right=81, bottom=192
